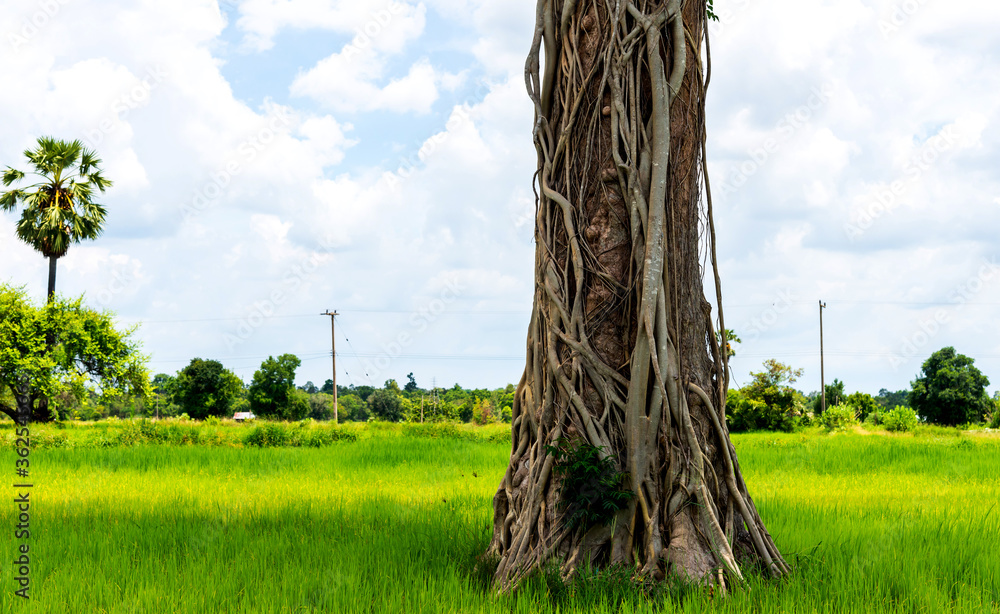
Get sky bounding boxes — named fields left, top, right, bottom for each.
left=1, top=0, right=998, bottom=397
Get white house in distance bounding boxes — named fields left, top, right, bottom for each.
left=233, top=412, right=256, bottom=422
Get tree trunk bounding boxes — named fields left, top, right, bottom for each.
left=47, top=254, right=57, bottom=303
left=36, top=253, right=59, bottom=421
left=1, top=384, right=38, bottom=425
left=486, top=0, right=788, bottom=591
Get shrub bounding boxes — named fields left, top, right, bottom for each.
left=404, top=423, right=465, bottom=440
left=244, top=422, right=356, bottom=447
left=845, top=392, right=879, bottom=422
left=368, top=389, right=403, bottom=422
left=726, top=389, right=797, bottom=433
left=990, top=407, right=1000, bottom=429
left=472, top=399, right=496, bottom=425
left=486, top=430, right=512, bottom=445
left=243, top=423, right=290, bottom=447
left=881, top=405, right=918, bottom=432
left=113, top=420, right=206, bottom=446
left=820, top=403, right=857, bottom=430
left=32, top=431, right=69, bottom=448
left=546, top=439, right=633, bottom=532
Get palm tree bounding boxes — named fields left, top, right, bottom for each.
left=1, top=137, right=112, bottom=302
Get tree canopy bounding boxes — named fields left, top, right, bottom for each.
left=910, top=347, right=991, bottom=426
left=812, top=378, right=845, bottom=414
left=173, top=358, right=243, bottom=420
left=0, top=284, right=147, bottom=422
left=368, top=388, right=402, bottom=422
left=728, top=359, right=805, bottom=432
left=249, top=353, right=306, bottom=420
left=1, top=137, right=112, bottom=300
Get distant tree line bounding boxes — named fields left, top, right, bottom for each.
left=15, top=336, right=998, bottom=431
left=726, top=346, right=999, bottom=433
left=45, top=353, right=517, bottom=425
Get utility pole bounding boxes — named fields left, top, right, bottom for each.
left=819, top=300, right=827, bottom=415
left=322, top=310, right=339, bottom=423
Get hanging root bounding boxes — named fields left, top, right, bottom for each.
left=487, top=0, right=788, bottom=592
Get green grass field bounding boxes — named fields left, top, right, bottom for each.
left=1, top=422, right=998, bottom=612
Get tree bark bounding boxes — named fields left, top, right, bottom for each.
left=486, top=0, right=788, bottom=591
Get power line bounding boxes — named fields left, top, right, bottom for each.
left=336, top=318, right=374, bottom=387
left=116, top=309, right=532, bottom=324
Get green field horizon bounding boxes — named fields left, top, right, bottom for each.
left=1, top=422, right=998, bottom=613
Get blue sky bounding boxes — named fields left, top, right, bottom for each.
left=2, top=0, right=999, bottom=397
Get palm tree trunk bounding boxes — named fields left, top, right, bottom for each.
left=47, top=255, right=57, bottom=302
left=37, top=254, right=58, bottom=421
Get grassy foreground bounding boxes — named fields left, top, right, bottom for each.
left=0, top=423, right=998, bottom=612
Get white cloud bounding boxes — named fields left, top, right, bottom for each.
left=235, top=0, right=425, bottom=53
left=2, top=0, right=1000, bottom=393
left=291, top=46, right=442, bottom=114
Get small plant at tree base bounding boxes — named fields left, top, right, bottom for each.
left=820, top=404, right=858, bottom=431
left=881, top=405, right=919, bottom=432
left=545, top=439, right=633, bottom=532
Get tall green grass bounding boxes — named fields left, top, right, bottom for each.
left=0, top=426, right=997, bottom=612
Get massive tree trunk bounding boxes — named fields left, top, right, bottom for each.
left=486, top=0, right=788, bottom=591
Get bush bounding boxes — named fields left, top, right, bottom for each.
left=404, top=422, right=466, bottom=440
left=472, top=399, right=497, bottom=425
left=32, top=431, right=69, bottom=448
left=881, top=405, right=918, bottom=432
left=114, top=420, right=206, bottom=446
left=845, top=392, right=879, bottom=422
left=244, top=423, right=290, bottom=447
left=486, top=429, right=512, bottom=445
left=547, top=439, right=633, bottom=531
left=243, top=422, right=357, bottom=447
left=990, top=407, right=1000, bottom=430
left=368, top=389, right=403, bottom=422
left=726, top=389, right=797, bottom=433
left=820, top=403, right=857, bottom=430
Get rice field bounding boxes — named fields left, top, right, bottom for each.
left=0, top=422, right=998, bottom=613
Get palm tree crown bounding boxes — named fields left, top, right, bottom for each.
left=1, top=137, right=113, bottom=299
